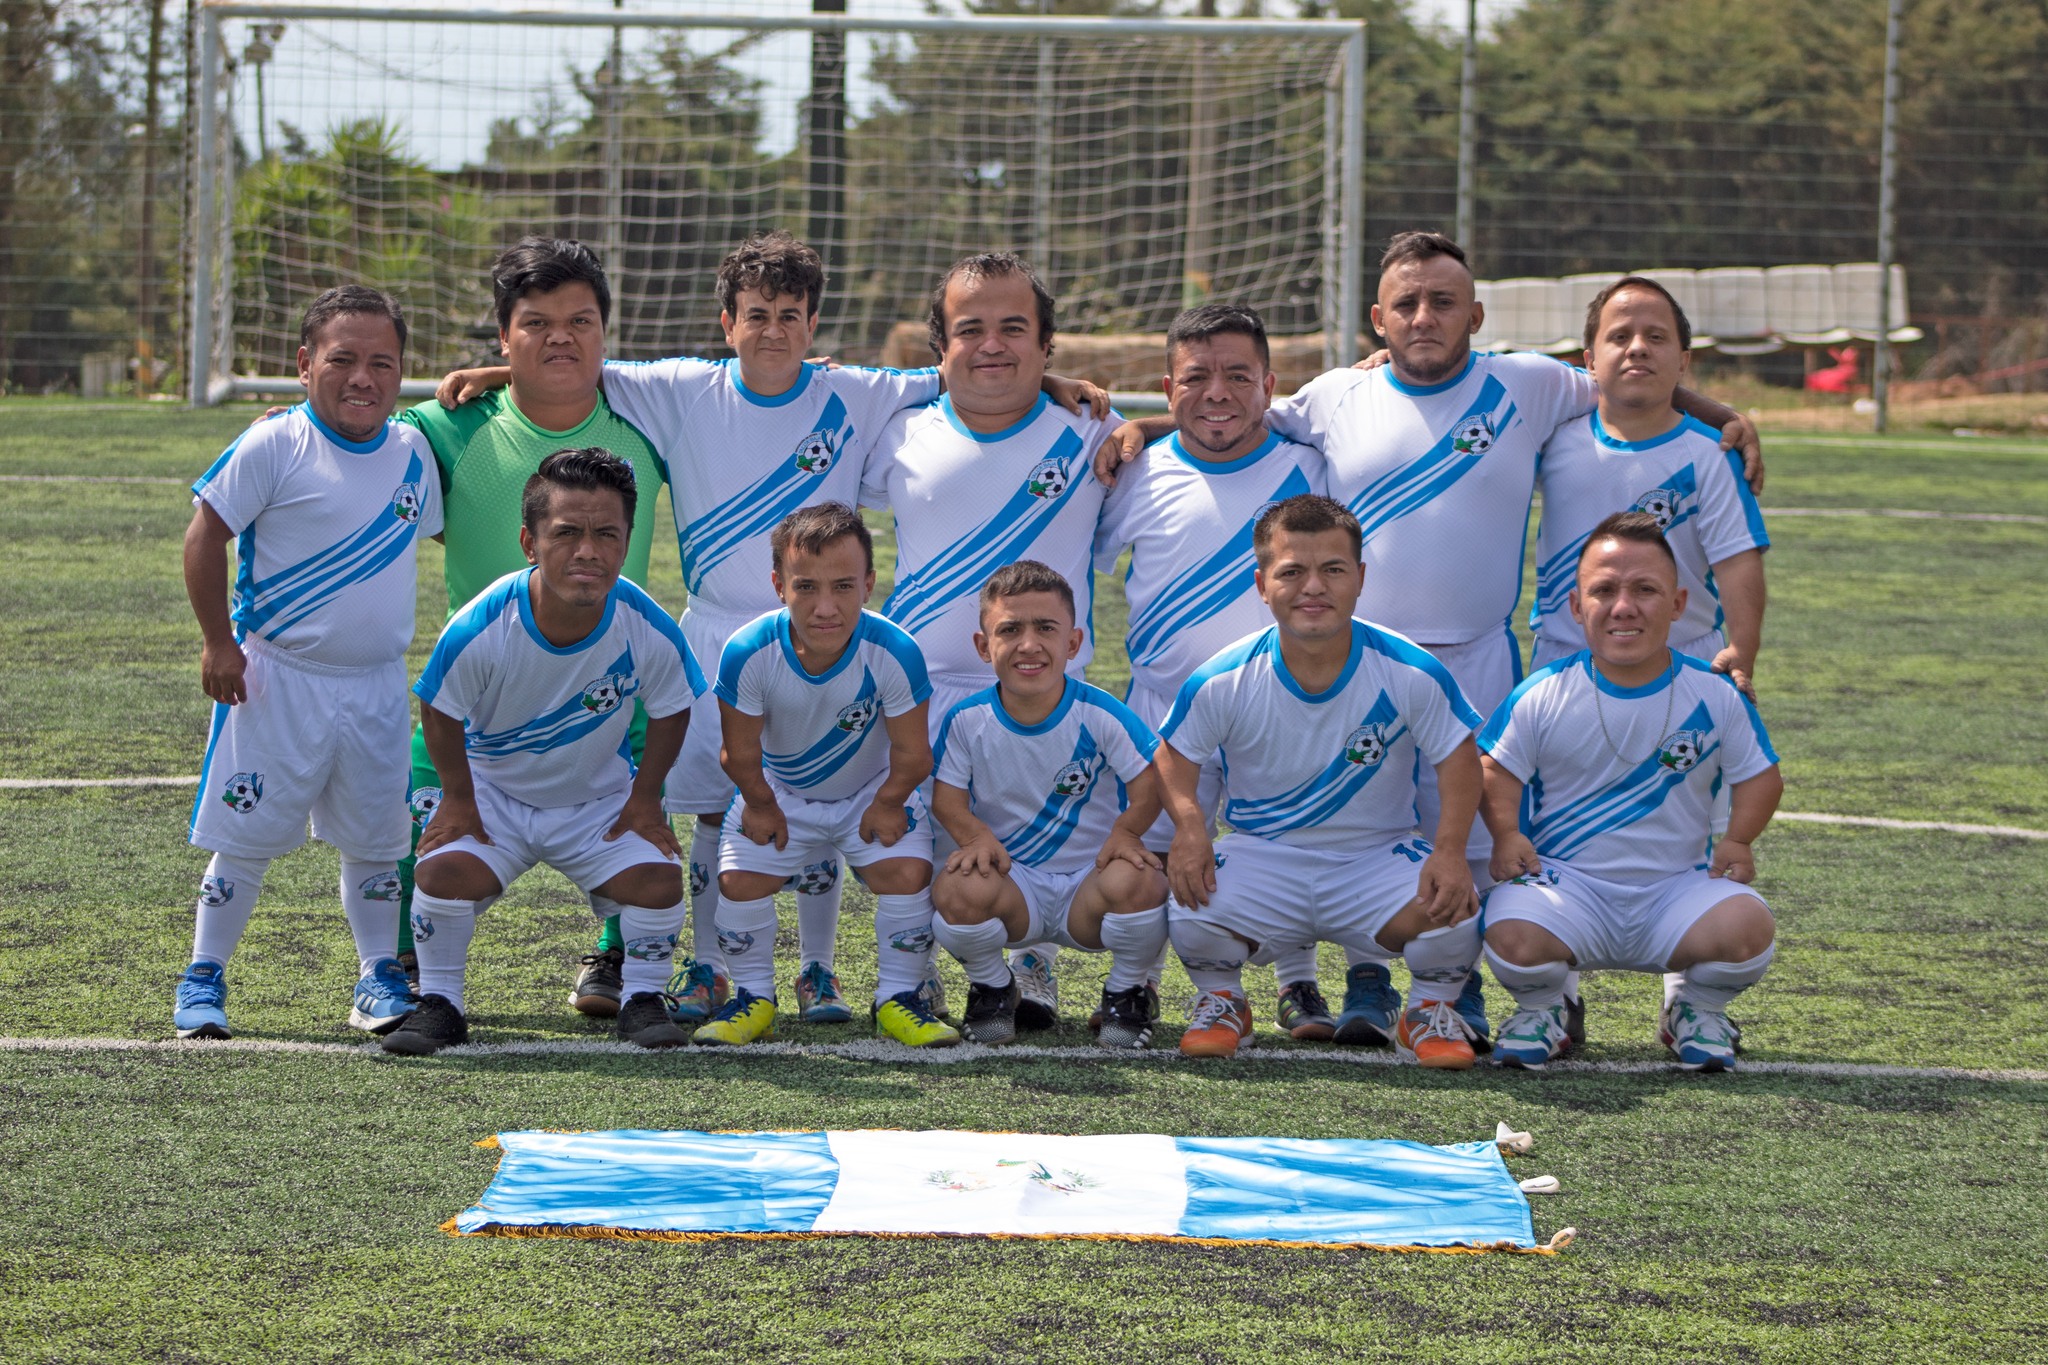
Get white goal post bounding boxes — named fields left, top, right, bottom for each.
left=189, top=1, right=1366, bottom=405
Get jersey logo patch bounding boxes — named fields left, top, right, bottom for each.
left=1051, top=756, right=1100, bottom=798
left=358, top=871, right=402, bottom=902
left=792, top=430, right=837, bottom=475
left=1026, top=457, right=1071, bottom=500
left=836, top=695, right=880, bottom=734
left=1452, top=415, right=1498, bottom=456
left=1343, top=724, right=1389, bottom=768
left=581, top=671, right=634, bottom=716
left=221, top=771, right=264, bottom=814
left=1633, top=486, right=1681, bottom=529
left=409, top=787, right=442, bottom=828
left=390, top=481, right=424, bottom=524
left=1657, top=729, right=1708, bottom=772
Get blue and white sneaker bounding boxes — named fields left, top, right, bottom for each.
left=1332, top=962, right=1401, bottom=1046
left=1494, top=1003, right=1570, bottom=1070
left=1661, top=999, right=1739, bottom=1073
left=348, top=957, right=418, bottom=1035
left=1455, top=970, right=1493, bottom=1054
left=174, top=960, right=230, bottom=1040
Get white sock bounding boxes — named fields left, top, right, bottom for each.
left=1268, top=943, right=1319, bottom=988
left=1483, top=945, right=1569, bottom=1012
left=1662, top=970, right=1684, bottom=1008
left=715, top=894, right=780, bottom=998
left=409, top=891, right=477, bottom=1013
left=1401, top=920, right=1480, bottom=1006
left=795, top=865, right=842, bottom=970
left=1098, top=904, right=1167, bottom=992
left=1010, top=941, right=1058, bottom=969
left=873, top=891, right=937, bottom=1001
left=1169, top=909, right=1249, bottom=998
left=1674, top=945, right=1776, bottom=1013
left=688, top=820, right=726, bottom=973
left=932, top=915, right=1011, bottom=988
left=598, top=895, right=683, bottom=1000
left=1566, top=968, right=1584, bottom=1002
left=191, top=852, right=269, bottom=967
left=340, top=858, right=402, bottom=975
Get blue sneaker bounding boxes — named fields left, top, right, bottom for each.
left=1332, top=962, right=1400, bottom=1046
left=1456, top=970, right=1494, bottom=1054
left=174, top=960, right=230, bottom=1040
left=1495, top=1004, right=1569, bottom=1070
left=348, top=957, right=418, bottom=1035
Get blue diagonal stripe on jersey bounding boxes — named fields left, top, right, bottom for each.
left=1224, top=692, right=1406, bottom=835
left=1532, top=700, right=1718, bottom=857
left=237, top=450, right=429, bottom=636
left=1002, top=730, right=1104, bottom=867
left=1346, top=377, right=1513, bottom=542
left=883, top=429, right=1085, bottom=635
left=678, top=394, right=851, bottom=592
left=1125, top=466, right=1311, bottom=669
left=763, top=668, right=879, bottom=790
left=467, top=648, right=639, bottom=759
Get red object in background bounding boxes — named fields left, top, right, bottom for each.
left=1806, top=345, right=1861, bottom=393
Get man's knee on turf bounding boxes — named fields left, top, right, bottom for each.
left=595, top=862, right=684, bottom=910
left=1484, top=917, right=1577, bottom=968
left=1067, top=861, right=1168, bottom=951
left=1372, top=899, right=1476, bottom=954
left=856, top=857, right=931, bottom=897
left=932, top=866, right=1011, bottom=924
left=414, top=852, right=502, bottom=902
left=720, top=869, right=786, bottom=901
left=1667, top=895, right=1774, bottom=972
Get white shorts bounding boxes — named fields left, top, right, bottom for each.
left=416, top=778, right=678, bottom=900
left=1414, top=627, right=1520, bottom=873
left=1126, top=677, right=1220, bottom=854
left=1005, top=862, right=1092, bottom=951
left=1531, top=627, right=1725, bottom=674
left=1172, top=832, right=1436, bottom=964
left=1481, top=862, right=1764, bottom=973
left=663, top=602, right=764, bottom=817
left=189, top=640, right=412, bottom=861
left=721, top=771, right=935, bottom=879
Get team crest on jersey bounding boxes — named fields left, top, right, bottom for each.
left=626, top=934, right=677, bottom=964
left=220, top=771, right=264, bottom=814
left=1025, top=458, right=1071, bottom=500
left=1633, top=487, right=1681, bottom=529
left=199, top=875, right=235, bottom=907
left=784, top=860, right=839, bottom=896
left=409, top=786, right=442, bottom=828
left=581, top=672, right=634, bottom=715
left=1343, top=724, right=1389, bottom=768
left=1452, top=415, right=1498, bottom=456
left=1051, top=757, right=1100, bottom=799
left=717, top=930, right=756, bottom=955
left=836, top=695, right=879, bottom=734
left=1657, top=729, right=1708, bottom=773
left=389, top=481, right=424, bottom=524
left=410, top=910, right=435, bottom=942
left=358, top=871, right=402, bottom=902
left=792, top=430, right=837, bottom=475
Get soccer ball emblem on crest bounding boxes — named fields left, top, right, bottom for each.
left=199, top=874, right=235, bottom=906
left=1633, top=487, right=1680, bottom=529
left=1052, top=758, right=1096, bottom=799
left=581, top=672, right=630, bottom=715
left=1343, top=724, right=1388, bottom=768
left=1025, top=458, right=1070, bottom=500
left=389, top=482, right=423, bottom=524
left=359, top=871, right=403, bottom=902
left=409, top=786, right=442, bottom=828
left=1657, top=729, right=1707, bottom=772
left=836, top=695, right=879, bottom=733
left=220, top=771, right=264, bottom=813
left=792, top=430, right=835, bottom=474
left=1452, top=415, right=1497, bottom=455
left=785, top=860, right=839, bottom=895
left=625, top=934, right=676, bottom=963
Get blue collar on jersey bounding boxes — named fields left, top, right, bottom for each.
left=299, top=400, right=391, bottom=454
left=991, top=673, right=1078, bottom=735
left=1383, top=352, right=1478, bottom=397
left=728, top=357, right=816, bottom=408
left=1266, top=620, right=1365, bottom=703
left=941, top=390, right=1049, bottom=443
left=514, top=566, right=619, bottom=656
left=777, top=609, right=868, bottom=683
left=1165, top=429, right=1285, bottom=475
left=1584, top=650, right=1679, bottom=698
left=1590, top=409, right=1701, bottom=452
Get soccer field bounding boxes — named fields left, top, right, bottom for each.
left=3, top=402, right=2046, bottom=1362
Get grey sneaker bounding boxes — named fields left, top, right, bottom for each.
left=617, top=991, right=690, bottom=1049
left=1010, top=949, right=1058, bottom=1030
left=960, top=975, right=1022, bottom=1045
left=569, top=946, right=624, bottom=1018
left=1276, top=979, right=1337, bottom=1041
left=1095, top=983, right=1158, bottom=1050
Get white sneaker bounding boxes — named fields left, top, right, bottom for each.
left=1494, top=1003, right=1569, bottom=1070
left=1010, top=948, right=1058, bottom=1030
left=1661, top=999, right=1738, bottom=1072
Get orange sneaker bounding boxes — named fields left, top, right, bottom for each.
left=1396, top=998, right=1477, bottom=1070
left=1179, top=989, right=1253, bottom=1058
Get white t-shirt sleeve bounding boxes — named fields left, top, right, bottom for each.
left=1476, top=679, right=1545, bottom=783
left=1497, top=352, right=1599, bottom=436
left=1695, top=445, right=1771, bottom=563
left=859, top=410, right=913, bottom=510
left=1401, top=660, right=1481, bottom=765
left=1715, top=680, right=1779, bottom=784
left=633, top=622, right=704, bottom=721
left=933, top=708, right=976, bottom=790
left=874, top=633, right=933, bottom=714
left=1265, top=369, right=1361, bottom=451
left=1091, top=468, right=1138, bottom=576
left=1159, top=674, right=1227, bottom=766
left=722, top=650, right=769, bottom=718
left=192, top=422, right=284, bottom=534
left=408, top=430, right=447, bottom=539
left=843, top=366, right=942, bottom=438
left=415, top=633, right=486, bottom=724
left=1099, top=704, right=1161, bottom=782
left=599, top=356, right=720, bottom=455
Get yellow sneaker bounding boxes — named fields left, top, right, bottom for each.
left=873, top=988, right=962, bottom=1048
left=691, top=987, right=776, bottom=1046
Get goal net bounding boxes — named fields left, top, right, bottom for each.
left=189, top=1, right=1364, bottom=401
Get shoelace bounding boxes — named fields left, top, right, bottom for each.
left=1413, top=998, right=1473, bottom=1042
left=1288, top=984, right=1331, bottom=1017
left=712, top=989, right=761, bottom=1022
left=179, top=973, right=225, bottom=1007
left=1014, top=955, right=1056, bottom=1001
left=801, top=963, right=840, bottom=1001
left=1187, top=991, right=1240, bottom=1030
left=668, top=961, right=713, bottom=996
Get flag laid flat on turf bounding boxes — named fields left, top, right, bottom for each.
left=447, top=1129, right=1551, bottom=1251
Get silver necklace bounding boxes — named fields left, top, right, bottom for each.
left=1590, top=658, right=1675, bottom=766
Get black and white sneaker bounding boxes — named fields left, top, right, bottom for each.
left=381, top=994, right=469, bottom=1056
left=1010, top=949, right=1058, bottom=1031
left=617, top=991, right=689, bottom=1049
left=1095, top=983, right=1158, bottom=1050
left=960, top=975, right=1022, bottom=1045
left=1563, top=993, right=1587, bottom=1050
left=569, top=947, right=625, bottom=1017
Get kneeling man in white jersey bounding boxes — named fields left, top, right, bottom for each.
left=930, top=563, right=1170, bottom=1048
left=390, top=449, right=705, bottom=1055
left=701, top=503, right=960, bottom=1049
left=1479, top=512, right=1782, bottom=1072
left=1158, top=495, right=1488, bottom=1067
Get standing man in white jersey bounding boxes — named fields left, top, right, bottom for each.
left=176, top=286, right=442, bottom=1041
left=863, top=252, right=1123, bottom=1028
left=1090, top=303, right=1336, bottom=1039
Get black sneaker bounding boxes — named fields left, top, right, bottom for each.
left=569, top=946, right=625, bottom=1018
left=1095, top=983, right=1158, bottom=1050
left=1563, top=993, right=1587, bottom=1050
left=617, top=991, right=689, bottom=1049
left=381, top=994, right=469, bottom=1055
left=960, top=975, right=1021, bottom=1045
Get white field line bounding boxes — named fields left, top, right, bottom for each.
left=0, top=775, right=199, bottom=789
left=0, top=473, right=186, bottom=485
left=1769, top=505, right=2048, bottom=525
left=1, top=1034, right=2043, bottom=1082
left=1782, top=435, right=2048, bottom=456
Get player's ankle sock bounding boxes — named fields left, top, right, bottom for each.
left=873, top=892, right=937, bottom=1001
left=1662, top=970, right=1685, bottom=1009
left=1169, top=912, right=1250, bottom=998
left=688, top=821, right=726, bottom=975
left=600, top=896, right=682, bottom=999
left=796, top=871, right=842, bottom=971
left=1268, top=943, right=1319, bottom=989
left=1099, top=904, right=1167, bottom=992
left=715, top=895, right=779, bottom=998
left=191, top=852, right=269, bottom=967
left=1673, top=945, right=1775, bottom=1013
left=339, top=859, right=402, bottom=975
left=409, top=892, right=476, bottom=1013
left=594, top=910, right=623, bottom=954
left=1483, top=946, right=1569, bottom=1011
left=931, top=915, right=1011, bottom=988
left=1564, top=968, right=1583, bottom=1002
left=1401, top=920, right=1480, bottom=1006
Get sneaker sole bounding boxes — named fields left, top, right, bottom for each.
left=1397, top=1042, right=1477, bottom=1070
left=1495, top=1052, right=1551, bottom=1071
left=1178, top=1037, right=1246, bottom=1058
left=569, top=990, right=622, bottom=1018
left=1283, top=1019, right=1337, bottom=1042
left=347, top=1006, right=410, bottom=1036
left=961, top=1019, right=1018, bottom=1045
left=1095, top=1021, right=1152, bottom=1050
left=175, top=1022, right=231, bottom=1041
left=381, top=1031, right=460, bottom=1056
left=1331, top=1018, right=1394, bottom=1047
left=799, top=1005, right=855, bottom=1024
left=621, top=1021, right=691, bottom=1049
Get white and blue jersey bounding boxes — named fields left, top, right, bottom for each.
left=602, top=357, right=940, bottom=614
left=864, top=393, right=1116, bottom=686
left=1161, top=620, right=1483, bottom=852
left=1479, top=651, right=1779, bottom=884
left=716, top=609, right=931, bottom=803
left=1092, top=430, right=1325, bottom=700
left=414, top=570, right=705, bottom=809
left=1530, top=413, right=1769, bottom=653
left=1268, top=353, right=1595, bottom=645
left=933, top=679, right=1159, bottom=876
left=191, top=403, right=443, bottom=668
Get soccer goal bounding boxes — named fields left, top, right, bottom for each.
left=187, top=1, right=1366, bottom=404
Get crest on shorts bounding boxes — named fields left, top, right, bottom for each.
left=358, top=871, right=402, bottom=902
left=1507, top=867, right=1561, bottom=888
left=836, top=695, right=879, bottom=734
left=1051, top=756, right=1099, bottom=799
left=1632, top=486, right=1681, bottom=530
left=409, top=787, right=442, bottom=829
left=389, top=481, right=424, bottom=524
left=1452, top=415, right=1497, bottom=456
left=220, top=771, right=264, bottom=814
left=1657, top=728, right=1708, bottom=773
left=198, top=874, right=235, bottom=907
left=792, top=430, right=836, bottom=475
left=1343, top=724, right=1389, bottom=768
left=1025, top=457, right=1071, bottom=501
left=784, top=860, right=839, bottom=896
left=626, top=934, right=677, bottom=963
left=581, top=671, right=634, bottom=715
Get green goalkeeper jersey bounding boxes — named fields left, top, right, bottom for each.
left=399, top=390, right=664, bottom=617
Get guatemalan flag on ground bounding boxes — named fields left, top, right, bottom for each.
left=446, top=1129, right=1564, bottom=1254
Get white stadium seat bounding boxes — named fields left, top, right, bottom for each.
left=1693, top=267, right=1780, bottom=355
left=1765, top=264, right=1849, bottom=345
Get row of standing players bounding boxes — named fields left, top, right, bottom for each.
left=174, top=228, right=1776, bottom=1070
